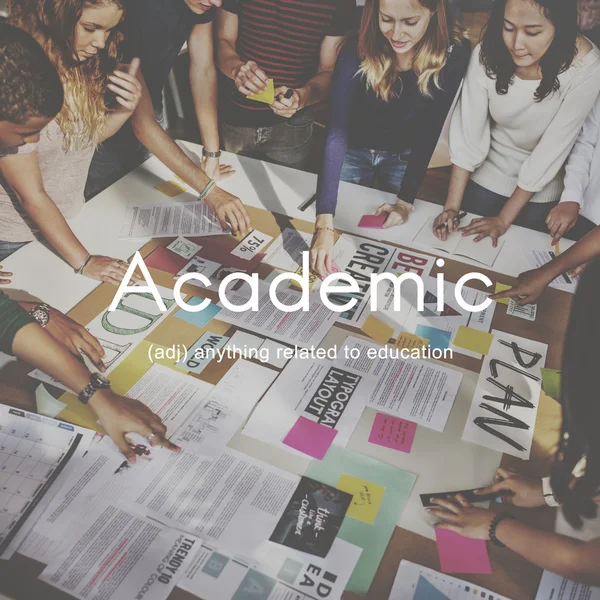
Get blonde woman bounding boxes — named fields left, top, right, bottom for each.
left=310, top=0, right=470, bottom=277
left=0, top=0, right=142, bottom=283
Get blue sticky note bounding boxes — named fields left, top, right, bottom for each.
left=414, top=576, right=450, bottom=600
left=415, top=325, right=451, bottom=351
left=174, top=297, right=222, bottom=328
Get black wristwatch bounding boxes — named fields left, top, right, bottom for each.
left=29, top=303, right=51, bottom=327
left=77, top=373, right=111, bottom=404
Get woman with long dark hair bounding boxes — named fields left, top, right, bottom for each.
left=309, top=0, right=471, bottom=277
left=430, top=258, right=600, bottom=585
left=433, top=0, right=600, bottom=247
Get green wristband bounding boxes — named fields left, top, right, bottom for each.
left=199, top=179, right=216, bottom=200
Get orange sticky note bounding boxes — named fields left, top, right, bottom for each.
left=155, top=180, right=186, bottom=198
left=361, top=315, right=394, bottom=345
left=247, top=78, right=275, bottom=104
left=395, top=332, right=429, bottom=352
left=494, top=282, right=511, bottom=305
left=453, top=326, right=494, bottom=355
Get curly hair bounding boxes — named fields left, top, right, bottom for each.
left=357, top=0, right=467, bottom=102
left=550, top=258, right=600, bottom=528
left=8, top=0, right=126, bottom=149
left=480, top=0, right=578, bottom=102
left=0, top=23, right=64, bottom=124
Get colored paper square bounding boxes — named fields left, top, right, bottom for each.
left=368, top=413, right=416, bottom=453
left=453, top=326, right=494, bottom=355
left=494, top=282, right=511, bottom=305
left=174, top=297, right=222, bottom=328
left=232, top=570, right=276, bottom=600
left=358, top=214, right=386, bottom=229
left=415, top=325, right=451, bottom=351
left=361, top=314, right=394, bottom=345
left=247, top=78, right=275, bottom=104
left=540, top=368, right=561, bottom=399
left=395, top=332, right=429, bottom=352
left=145, top=245, right=188, bottom=275
left=435, top=529, right=492, bottom=574
left=155, top=179, right=186, bottom=197
left=201, top=552, right=229, bottom=578
left=282, top=416, right=338, bottom=459
left=336, top=473, right=385, bottom=525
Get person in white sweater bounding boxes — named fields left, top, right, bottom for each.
left=433, top=0, right=600, bottom=247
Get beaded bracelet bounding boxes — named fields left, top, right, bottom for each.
left=489, top=513, right=513, bottom=547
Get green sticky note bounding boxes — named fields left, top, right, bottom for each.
left=541, top=368, right=561, bottom=399
left=305, top=446, right=416, bottom=595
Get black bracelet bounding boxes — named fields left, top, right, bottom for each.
left=489, top=513, right=513, bottom=547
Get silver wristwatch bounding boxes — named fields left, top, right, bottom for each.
left=77, top=373, right=111, bottom=404
left=29, top=303, right=51, bottom=327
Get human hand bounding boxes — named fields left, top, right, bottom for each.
left=490, top=268, right=552, bottom=306
left=108, top=58, right=142, bottom=113
left=430, top=494, right=495, bottom=540
left=0, top=265, right=12, bottom=284
left=205, top=186, right=251, bottom=235
left=433, top=209, right=460, bottom=241
left=233, top=61, right=269, bottom=96
left=82, top=256, right=140, bottom=286
left=45, top=308, right=107, bottom=372
left=474, top=467, right=545, bottom=508
left=271, top=87, right=303, bottom=118
left=202, top=156, right=235, bottom=181
left=90, top=389, right=180, bottom=461
left=459, top=216, right=509, bottom=247
left=546, top=202, right=579, bottom=245
left=376, top=200, right=414, bottom=228
left=310, top=227, right=335, bottom=278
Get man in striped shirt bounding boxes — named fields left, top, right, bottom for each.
left=216, top=0, right=355, bottom=169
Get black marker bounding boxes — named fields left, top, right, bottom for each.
left=435, top=211, right=467, bottom=231
left=277, top=88, right=295, bottom=101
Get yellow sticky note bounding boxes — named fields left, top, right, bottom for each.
left=155, top=180, right=187, bottom=198
left=337, top=474, right=385, bottom=525
left=395, top=332, right=429, bottom=352
left=290, top=265, right=318, bottom=290
left=361, top=314, right=394, bottom=345
left=247, top=78, right=275, bottom=104
left=494, top=282, right=512, bottom=305
left=453, top=326, right=494, bottom=355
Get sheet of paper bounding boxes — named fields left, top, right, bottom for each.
left=166, top=236, right=202, bottom=259
left=524, top=248, right=578, bottom=290
left=247, top=78, right=275, bottom=104
left=535, top=569, right=600, bottom=599
left=415, top=325, right=452, bottom=350
left=507, top=299, right=537, bottom=321
left=230, top=229, right=273, bottom=260
left=40, top=503, right=200, bottom=600
left=435, top=529, right=491, bottom=574
left=0, top=406, right=92, bottom=555
left=306, top=446, right=416, bottom=595
left=174, top=297, right=222, bottom=327
left=283, top=416, right=338, bottom=459
left=263, top=228, right=313, bottom=271
left=179, top=537, right=362, bottom=600
left=125, top=363, right=213, bottom=432
left=335, top=337, right=462, bottom=432
left=242, top=357, right=375, bottom=452
left=177, top=332, right=229, bottom=374
left=358, top=214, right=386, bottom=229
left=127, top=448, right=300, bottom=562
left=120, top=200, right=226, bottom=239
left=453, top=326, right=494, bottom=355
left=368, top=413, right=417, bottom=453
left=540, top=368, right=561, bottom=399
left=494, top=282, right=511, bottom=305
left=171, top=360, right=277, bottom=457
left=337, top=473, right=385, bottom=525
left=224, top=330, right=264, bottom=354
left=390, top=560, right=513, bottom=600
left=462, top=330, right=547, bottom=458
left=259, top=338, right=291, bottom=368
left=216, top=280, right=339, bottom=348
left=361, top=314, right=394, bottom=345
left=175, top=255, right=222, bottom=282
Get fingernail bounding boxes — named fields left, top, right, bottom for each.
left=128, top=455, right=137, bottom=464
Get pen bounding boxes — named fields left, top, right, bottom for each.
left=436, top=211, right=467, bottom=231
left=277, top=88, right=295, bottom=101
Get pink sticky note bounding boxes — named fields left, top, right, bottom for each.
left=358, top=214, right=386, bottom=229
left=368, top=413, right=416, bottom=453
left=435, top=529, right=492, bottom=574
left=318, top=261, right=342, bottom=281
left=283, top=416, right=338, bottom=459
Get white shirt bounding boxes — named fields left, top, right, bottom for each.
left=560, top=94, right=600, bottom=225
left=450, top=42, right=600, bottom=203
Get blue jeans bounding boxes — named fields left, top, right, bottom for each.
left=0, top=241, right=28, bottom=262
left=462, top=180, right=596, bottom=240
left=340, top=147, right=411, bottom=195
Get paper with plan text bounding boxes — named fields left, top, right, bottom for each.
left=120, top=200, right=227, bottom=239
left=40, top=503, right=200, bottom=600
left=535, top=570, right=600, bottom=600
left=335, top=337, right=462, bottom=432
